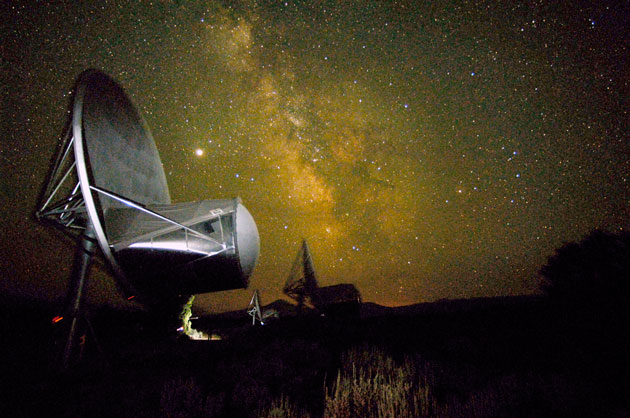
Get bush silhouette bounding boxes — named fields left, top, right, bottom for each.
left=539, top=229, right=630, bottom=309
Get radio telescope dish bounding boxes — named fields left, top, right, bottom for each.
left=37, top=69, right=260, bottom=304
left=283, top=239, right=360, bottom=316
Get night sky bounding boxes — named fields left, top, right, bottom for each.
left=1, top=1, right=628, bottom=313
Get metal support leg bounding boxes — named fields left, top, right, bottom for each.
left=62, top=223, right=96, bottom=370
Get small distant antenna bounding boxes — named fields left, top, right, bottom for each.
left=247, top=289, right=278, bottom=325
left=247, top=289, right=263, bottom=325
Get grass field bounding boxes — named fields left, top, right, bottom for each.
left=2, top=295, right=628, bottom=417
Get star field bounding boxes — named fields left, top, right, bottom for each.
left=1, top=1, right=628, bottom=312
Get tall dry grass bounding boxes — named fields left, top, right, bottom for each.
left=160, top=345, right=573, bottom=417
left=257, top=396, right=312, bottom=418
left=323, top=346, right=436, bottom=418
left=160, top=376, right=224, bottom=418
left=322, top=345, right=572, bottom=418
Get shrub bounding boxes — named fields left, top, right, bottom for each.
left=539, top=229, right=630, bottom=309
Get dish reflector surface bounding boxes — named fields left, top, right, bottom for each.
left=77, top=70, right=171, bottom=209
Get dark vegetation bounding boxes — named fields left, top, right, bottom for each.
left=1, top=230, right=629, bottom=417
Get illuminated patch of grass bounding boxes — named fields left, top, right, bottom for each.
left=324, top=346, right=437, bottom=418
left=258, top=395, right=312, bottom=418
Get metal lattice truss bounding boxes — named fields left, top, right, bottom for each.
left=36, top=129, right=86, bottom=235
left=247, top=289, right=263, bottom=325
left=36, top=126, right=233, bottom=268
left=247, top=289, right=278, bottom=325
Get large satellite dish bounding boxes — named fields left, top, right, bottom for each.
left=37, top=69, right=260, bottom=303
